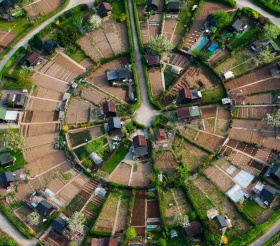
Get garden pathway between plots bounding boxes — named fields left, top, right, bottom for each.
left=127, top=0, right=160, bottom=126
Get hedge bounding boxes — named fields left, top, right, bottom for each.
left=229, top=208, right=280, bottom=245
left=264, top=230, right=280, bottom=246
left=207, top=0, right=236, bottom=7
left=252, top=0, right=280, bottom=17
left=90, top=230, right=112, bottom=237
left=0, top=204, right=31, bottom=239
left=0, top=0, right=70, bottom=60
left=132, top=0, right=144, bottom=53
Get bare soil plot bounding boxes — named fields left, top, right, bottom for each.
left=244, top=93, right=272, bottom=105
left=216, top=120, right=229, bottom=136
left=0, top=30, right=16, bottom=48
left=66, top=99, right=92, bottom=124
left=15, top=183, right=34, bottom=201
left=241, top=78, right=280, bottom=95
left=204, top=165, right=234, bottom=192
left=39, top=0, right=60, bottom=15
left=43, top=230, right=68, bottom=246
left=115, top=22, right=129, bottom=51
left=108, top=162, right=131, bottom=185
left=236, top=106, right=274, bottom=119
left=53, top=53, right=84, bottom=74
left=131, top=162, right=152, bottom=187
left=33, top=73, right=69, bottom=93
left=93, top=192, right=119, bottom=232
left=162, top=17, right=178, bottom=44
left=103, top=21, right=123, bottom=55
left=24, top=133, right=57, bottom=149
left=80, top=58, right=95, bottom=69
left=209, top=49, right=231, bottom=66
left=200, top=106, right=216, bottom=119
left=27, top=98, right=59, bottom=111
left=148, top=68, right=164, bottom=95
left=81, top=86, right=109, bottom=105
left=217, top=107, right=230, bottom=120
left=47, top=177, right=66, bottom=194
left=77, top=36, right=103, bottom=61
left=204, top=118, right=215, bottom=133
left=36, top=87, right=63, bottom=101
left=229, top=128, right=264, bottom=145
left=21, top=123, right=59, bottom=137
left=131, top=190, right=146, bottom=226
left=173, top=136, right=208, bottom=170
left=160, top=188, right=192, bottom=226
left=24, top=111, right=59, bottom=123
left=87, top=60, right=127, bottom=101
left=154, top=151, right=178, bottom=171
left=167, top=52, right=190, bottom=69
left=182, top=1, right=232, bottom=50
left=193, top=176, right=250, bottom=239
left=262, top=133, right=280, bottom=151
left=225, top=65, right=274, bottom=90
left=115, top=190, right=131, bottom=233
left=147, top=200, right=160, bottom=220
left=195, top=132, right=225, bottom=152
left=232, top=119, right=274, bottom=131
left=24, top=144, right=61, bottom=162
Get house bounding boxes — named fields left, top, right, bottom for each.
left=0, top=107, right=18, bottom=122
left=184, top=221, right=201, bottom=238
left=179, top=88, right=202, bottom=104
left=270, top=164, right=280, bottom=180
left=145, top=54, right=160, bottom=68
left=43, top=40, right=57, bottom=53
left=99, top=2, right=112, bottom=17
left=107, top=117, right=122, bottom=136
left=147, top=0, right=159, bottom=11
left=52, top=217, right=68, bottom=234
left=0, top=171, right=15, bottom=189
left=36, top=200, right=54, bottom=217
left=103, top=101, right=116, bottom=118
left=155, top=129, right=165, bottom=141
left=167, top=0, right=180, bottom=12
left=0, top=152, right=14, bottom=168
left=206, top=14, right=215, bottom=28
left=260, top=186, right=277, bottom=205
left=229, top=18, right=244, bottom=32
left=2, top=0, right=16, bottom=11
left=106, top=67, right=131, bottom=83
left=91, top=238, right=117, bottom=246
left=133, top=135, right=148, bottom=158
left=7, top=93, right=26, bottom=108
left=176, top=106, right=190, bottom=121
left=26, top=52, right=40, bottom=66
left=212, top=215, right=228, bottom=230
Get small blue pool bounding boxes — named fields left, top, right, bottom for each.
left=208, top=43, right=218, bottom=52
left=192, top=35, right=209, bottom=51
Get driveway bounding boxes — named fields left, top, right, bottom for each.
left=0, top=212, right=38, bottom=246
left=0, top=0, right=95, bottom=72
left=127, top=0, right=160, bottom=126
left=235, top=0, right=280, bottom=27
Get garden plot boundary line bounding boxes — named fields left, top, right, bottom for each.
left=112, top=196, right=122, bottom=235
left=27, top=95, right=62, bottom=103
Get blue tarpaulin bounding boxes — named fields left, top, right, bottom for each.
left=208, top=43, right=218, bottom=51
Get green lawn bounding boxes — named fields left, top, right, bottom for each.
left=174, top=9, right=190, bottom=35
left=100, top=142, right=130, bottom=174
left=243, top=200, right=267, bottom=219
left=0, top=151, right=26, bottom=174
left=0, top=18, right=30, bottom=35
left=164, top=65, right=178, bottom=90
left=202, top=86, right=226, bottom=104
left=86, top=136, right=107, bottom=156
left=2, top=79, right=25, bottom=90
left=107, top=0, right=125, bottom=20
left=65, top=47, right=87, bottom=63
left=74, top=145, right=89, bottom=160
left=69, top=130, right=91, bottom=147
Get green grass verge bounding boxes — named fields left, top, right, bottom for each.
left=201, top=86, right=226, bottom=104
left=65, top=47, right=88, bottom=63
left=0, top=18, right=30, bottom=35
left=243, top=200, right=267, bottom=219
left=100, top=141, right=130, bottom=174
left=69, top=130, right=91, bottom=147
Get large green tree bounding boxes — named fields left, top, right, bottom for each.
left=68, top=212, right=86, bottom=233
left=149, top=34, right=173, bottom=56
left=125, top=227, right=137, bottom=240
left=264, top=23, right=280, bottom=40
left=5, top=126, right=25, bottom=152
left=27, top=212, right=40, bottom=226
left=214, top=11, right=231, bottom=28
left=57, top=26, right=79, bottom=47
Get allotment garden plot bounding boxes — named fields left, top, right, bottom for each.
left=0, top=30, right=16, bottom=50
left=66, top=99, right=93, bottom=125
left=154, top=151, right=178, bottom=171
left=24, top=0, right=61, bottom=19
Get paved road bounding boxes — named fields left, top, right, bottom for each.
left=235, top=0, right=280, bottom=26
left=250, top=218, right=280, bottom=246
left=0, top=0, right=94, bottom=72
left=0, top=212, right=38, bottom=246
left=127, top=0, right=160, bottom=126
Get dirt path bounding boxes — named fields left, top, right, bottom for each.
left=127, top=0, right=160, bottom=126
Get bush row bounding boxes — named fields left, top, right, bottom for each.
left=264, top=230, right=280, bottom=246
left=0, top=0, right=70, bottom=60
left=229, top=209, right=280, bottom=245
left=124, top=0, right=140, bottom=113
left=0, top=204, right=31, bottom=239
left=252, top=0, right=280, bottom=17
left=207, top=0, right=236, bottom=7
left=132, top=1, right=144, bottom=53
left=100, top=50, right=130, bottom=65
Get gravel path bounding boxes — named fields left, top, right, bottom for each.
left=127, top=0, right=160, bottom=126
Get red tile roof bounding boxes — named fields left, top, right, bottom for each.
left=145, top=55, right=160, bottom=66
left=133, top=135, right=147, bottom=148
left=155, top=129, right=165, bottom=138
left=26, top=52, right=40, bottom=66
left=103, top=101, right=116, bottom=114
left=179, top=88, right=192, bottom=100
left=99, top=2, right=112, bottom=11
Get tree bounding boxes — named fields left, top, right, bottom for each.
left=148, top=34, right=174, bottom=56
left=27, top=46, right=32, bottom=54
left=72, top=16, right=83, bottom=33
left=57, top=26, right=79, bottom=47
left=5, top=125, right=25, bottom=152
left=214, top=11, right=231, bottom=28
left=68, top=212, right=86, bottom=233
left=32, top=35, right=43, bottom=50
left=27, top=212, right=40, bottom=225
left=86, top=15, right=102, bottom=32
left=264, top=23, right=280, bottom=40
left=62, top=125, right=69, bottom=132
left=254, top=47, right=276, bottom=66
left=125, top=227, right=137, bottom=240
left=119, top=13, right=126, bottom=22
left=159, top=238, right=166, bottom=246
left=17, top=66, right=33, bottom=89
left=263, top=111, right=280, bottom=127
